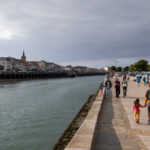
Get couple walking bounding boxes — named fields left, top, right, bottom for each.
left=114, top=76, right=128, bottom=98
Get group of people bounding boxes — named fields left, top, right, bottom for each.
left=99, top=75, right=128, bottom=98
left=136, top=75, right=149, bottom=86
left=99, top=74, right=150, bottom=125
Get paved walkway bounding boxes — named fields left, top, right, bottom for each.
left=92, top=84, right=147, bottom=150
left=121, top=79, right=150, bottom=150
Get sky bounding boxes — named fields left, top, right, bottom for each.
left=0, top=0, right=150, bottom=68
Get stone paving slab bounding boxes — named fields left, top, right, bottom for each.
left=138, top=135, right=150, bottom=150
left=66, top=135, right=93, bottom=148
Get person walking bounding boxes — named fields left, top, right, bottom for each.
left=127, top=74, right=130, bottom=81
left=122, top=76, right=128, bottom=97
left=147, top=76, right=150, bottom=84
left=136, top=76, right=141, bottom=86
left=133, top=98, right=145, bottom=123
left=115, top=78, right=121, bottom=98
left=142, top=76, right=146, bottom=85
left=105, top=78, right=112, bottom=97
left=144, top=83, right=150, bottom=124
left=99, top=82, right=105, bottom=95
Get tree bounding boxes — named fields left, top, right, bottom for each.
left=148, top=64, right=150, bottom=71
left=116, top=67, right=122, bottom=72
left=129, top=64, right=136, bottom=71
left=110, top=66, right=117, bottom=71
left=134, top=59, right=148, bottom=71
left=124, top=66, right=129, bottom=72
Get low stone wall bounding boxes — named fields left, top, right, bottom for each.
left=52, top=90, right=99, bottom=150
left=64, top=90, right=104, bottom=150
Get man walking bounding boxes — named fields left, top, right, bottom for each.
left=144, top=83, right=150, bottom=124
left=122, top=76, right=128, bottom=97
left=105, top=78, right=112, bottom=97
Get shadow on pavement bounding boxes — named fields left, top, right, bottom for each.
left=91, top=91, right=122, bottom=150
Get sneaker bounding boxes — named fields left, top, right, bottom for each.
left=136, top=120, right=139, bottom=123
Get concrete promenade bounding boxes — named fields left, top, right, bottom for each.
left=92, top=78, right=150, bottom=150
left=92, top=85, right=145, bottom=150
left=64, top=78, right=150, bottom=150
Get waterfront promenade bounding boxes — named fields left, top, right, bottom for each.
left=64, top=78, right=150, bottom=150
left=92, top=78, right=150, bottom=150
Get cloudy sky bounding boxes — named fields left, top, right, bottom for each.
left=0, top=0, right=150, bottom=68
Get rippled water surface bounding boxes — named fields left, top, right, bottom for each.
left=0, top=75, right=104, bottom=150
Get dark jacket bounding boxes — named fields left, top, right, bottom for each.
left=105, top=80, right=112, bottom=88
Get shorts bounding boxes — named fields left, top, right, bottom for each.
left=148, top=103, right=150, bottom=112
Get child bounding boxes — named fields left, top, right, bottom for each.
left=133, top=98, right=145, bottom=123
left=99, top=82, right=105, bottom=95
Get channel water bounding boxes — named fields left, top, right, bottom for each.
left=0, top=75, right=104, bottom=150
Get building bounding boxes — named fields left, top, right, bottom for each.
left=0, top=57, right=13, bottom=71
left=21, top=51, right=26, bottom=62
left=0, top=51, right=28, bottom=72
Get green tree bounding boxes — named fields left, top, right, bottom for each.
left=134, top=59, right=148, bottom=71
left=129, top=64, right=136, bottom=71
left=148, top=64, right=150, bottom=71
left=110, top=66, right=117, bottom=71
left=116, top=67, right=122, bottom=72
left=124, top=66, right=129, bottom=72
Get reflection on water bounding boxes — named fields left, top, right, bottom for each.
left=0, top=76, right=104, bottom=150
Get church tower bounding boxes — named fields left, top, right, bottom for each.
left=21, top=50, right=26, bottom=61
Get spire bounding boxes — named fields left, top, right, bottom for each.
left=23, top=50, right=25, bottom=57
left=21, top=50, right=26, bottom=61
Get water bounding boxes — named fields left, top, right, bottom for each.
left=0, top=75, right=104, bottom=150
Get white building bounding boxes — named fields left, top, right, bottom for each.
left=0, top=57, right=13, bottom=71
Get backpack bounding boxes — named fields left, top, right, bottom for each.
left=116, top=81, right=120, bottom=87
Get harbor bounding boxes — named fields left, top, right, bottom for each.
left=1, top=0, right=150, bottom=149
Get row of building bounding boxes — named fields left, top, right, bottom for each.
left=0, top=51, right=104, bottom=73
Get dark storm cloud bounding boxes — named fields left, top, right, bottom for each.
left=0, top=0, right=150, bottom=67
